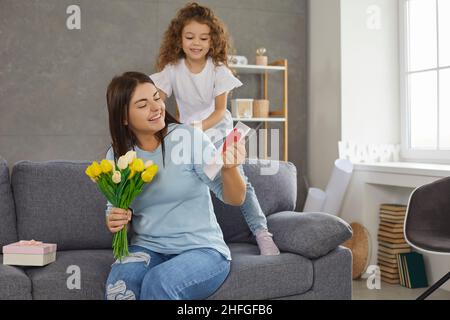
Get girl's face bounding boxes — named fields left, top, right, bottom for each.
left=181, top=20, right=211, bottom=62
left=126, top=83, right=166, bottom=136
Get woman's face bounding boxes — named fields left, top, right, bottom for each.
left=126, top=82, right=165, bottom=136
left=181, top=20, right=211, bottom=62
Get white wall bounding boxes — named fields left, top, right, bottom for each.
left=341, top=0, right=400, bottom=144
left=307, top=0, right=400, bottom=188
left=307, top=0, right=400, bottom=190
left=307, top=0, right=342, bottom=190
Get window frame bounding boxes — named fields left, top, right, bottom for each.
left=399, top=0, right=450, bottom=164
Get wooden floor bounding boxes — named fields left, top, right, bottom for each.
left=352, top=279, right=450, bottom=300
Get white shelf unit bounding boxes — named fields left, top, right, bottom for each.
left=232, top=117, right=286, bottom=122
left=229, top=59, right=288, bottom=161
left=228, top=64, right=286, bottom=74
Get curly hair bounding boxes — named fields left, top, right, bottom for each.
left=156, top=2, right=232, bottom=71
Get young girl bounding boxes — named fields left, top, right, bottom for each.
left=150, top=2, right=279, bottom=255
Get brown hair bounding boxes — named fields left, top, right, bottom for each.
left=156, top=2, right=232, bottom=71
left=106, top=71, right=180, bottom=166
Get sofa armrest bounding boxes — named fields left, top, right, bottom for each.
left=267, top=211, right=353, bottom=259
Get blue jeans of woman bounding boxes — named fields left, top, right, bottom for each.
left=105, top=245, right=230, bottom=300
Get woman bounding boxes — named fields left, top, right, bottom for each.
left=104, top=71, right=246, bottom=300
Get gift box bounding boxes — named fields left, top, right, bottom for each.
left=2, top=240, right=57, bottom=266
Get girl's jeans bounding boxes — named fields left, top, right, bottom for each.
left=105, top=245, right=230, bottom=300
left=213, top=138, right=268, bottom=234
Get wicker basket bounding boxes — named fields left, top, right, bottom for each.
left=253, top=99, right=269, bottom=118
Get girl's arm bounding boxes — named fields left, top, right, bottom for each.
left=198, top=92, right=228, bottom=131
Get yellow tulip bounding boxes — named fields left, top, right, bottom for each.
left=141, top=170, right=153, bottom=182
left=100, top=159, right=113, bottom=173
left=108, top=160, right=116, bottom=170
left=117, top=156, right=128, bottom=170
left=85, top=165, right=95, bottom=179
left=141, top=165, right=158, bottom=182
left=148, top=164, right=158, bottom=175
left=132, top=158, right=145, bottom=172
left=91, top=161, right=102, bottom=177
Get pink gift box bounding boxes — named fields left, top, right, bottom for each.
left=2, top=240, right=57, bottom=266
left=3, top=240, right=57, bottom=254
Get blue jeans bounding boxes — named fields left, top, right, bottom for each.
left=238, top=165, right=268, bottom=234
left=214, top=139, right=268, bottom=234
left=105, top=245, right=230, bottom=300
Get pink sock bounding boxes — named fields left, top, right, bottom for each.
left=255, top=229, right=280, bottom=256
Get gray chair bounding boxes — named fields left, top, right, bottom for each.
left=1, top=157, right=353, bottom=300
left=405, top=176, right=450, bottom=300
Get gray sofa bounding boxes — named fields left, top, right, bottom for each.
left=0, top=157, right=353, bottom=300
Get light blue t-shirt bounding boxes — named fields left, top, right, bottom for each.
left=105, top=123, right=231, bottom=260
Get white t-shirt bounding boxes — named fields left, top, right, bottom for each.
left=150, top=57, right=243, bottom=144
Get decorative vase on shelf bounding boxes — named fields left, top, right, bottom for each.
left=256, top=47, right=268, bottom=66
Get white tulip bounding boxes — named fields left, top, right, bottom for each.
left=117, top=156, right=128, bottom=170
left=125, top=151, right=137, bottom=164
left=112, top=171, right=121, bottom=184
left=144, top=160, right=154, bottom=168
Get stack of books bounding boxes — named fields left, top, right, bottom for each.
left=397, top=252, right=428, bottom=288
left=377, top=204, right=411, bottom=284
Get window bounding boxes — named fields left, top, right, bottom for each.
left=400, top=0, right=450, bottom=163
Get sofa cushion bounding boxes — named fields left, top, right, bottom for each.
left=268, top=211, right=353, bottom=259
left=11, top=161, right=113, bottom=251
left=0, top=255, right=32, bottom=300
left=0, top=158, right=18, bottom=247
left=208, top=243, right=313, bottom=299
left=25, top=249, right=114, bottom=299
left=212, top=160, right=297, bottom=243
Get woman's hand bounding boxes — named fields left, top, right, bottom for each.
left=222, top=139, right=246, bottom=169
left=106, top=208, right=132, bottom=234
left=221, top=139, right=247, bottom=206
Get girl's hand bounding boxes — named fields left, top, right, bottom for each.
left=106, top=208, right=132, bottom=234
left=222, top=139, right=246, bottom=169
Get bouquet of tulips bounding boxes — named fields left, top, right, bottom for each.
left=85, top=151, right=158, bottom=261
